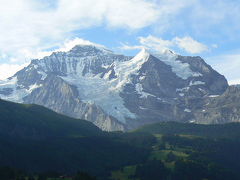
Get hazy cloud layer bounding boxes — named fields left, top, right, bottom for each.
left=121, top=35, right=208, bottom=54
left=174, top=37, right=208, bottom=54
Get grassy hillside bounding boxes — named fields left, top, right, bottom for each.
left=110, top=122, right=240, bottom=180
left=0, top=99, right=102, bottom=138
left=135, top=121, right=240, bottom=139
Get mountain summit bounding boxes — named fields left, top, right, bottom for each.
left=0, top=44, right=229, bottom=131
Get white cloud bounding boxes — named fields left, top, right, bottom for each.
left=55, top=0, right=161, bottom=30
left=55, top=38, right=105, bottom=53
left=104, top=0, right=159, bottom=29
left=174, top=36, right=208, bottom=54
left=23, top=38, right=106, bottom=60
left=120, top=44, right=144, bottom=51
left=121, top=35, right=208, bottom=54
left=0, top=0, right=161, bottom=64
left=0, top=63, right=29, bottom=80
left=2, top=0, right=234, bottom=64
left=121, top=35, right=173, bottom=52
left=139, top=35, right=173, bottom=52
left=228, top=79, right=240, bottom=85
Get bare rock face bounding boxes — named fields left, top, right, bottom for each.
left=191, top=85, right=240, bottom=124
left=0, top=45, right=230, bottom=131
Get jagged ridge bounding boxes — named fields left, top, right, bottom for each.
left=0, top=44, right=230, bottom=131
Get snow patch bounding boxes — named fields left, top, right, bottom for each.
left=135, top=83, right=156, bottom=98
left=102, top=64, right=110, bottom=69
left=38, top=71, right=47, bottom=80
left=139, top=106, right=147, bottom=110
left=157, top=97, right=167, bottom=102
left=139, top=76, right=146, bottom=81
left=61, top=74, right=136, bottom=123
left=184, top=108, right=191, bottom=113
left=190, top=81, right=205, bottom=86
left=111, top=48, right=150, bottom=90
left=198, top=88, right=206, bottom=93
left=59, top=49, right=153, bottom=122
left=153, top=50, right=202, bottom=80
left=209, top=95, right=219, bottom=98
left=27, top=83, right=42, bottom=92
left=0, top=77, right=41, bottom=102
left=176, top=87, right=190, bottom=92
left=103, top=70, right=112, bottom=80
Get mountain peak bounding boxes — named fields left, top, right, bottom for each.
left=0, top=41, right=230, bottom=131
left=136, top=48, right=177, bottom=60
left=69, top=44, right=114, bottom=55
left=132, top=48, right=150, bottom=62
left=162, top=49, right=176, bottom=55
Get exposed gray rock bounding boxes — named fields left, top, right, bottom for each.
left=192, top=85, right=240, bottom=124
left=0, top=88, right=13, bottom=96
left=0, top=45, right=231, bottom=131
left=120, top=53, right=229, bottom=129
left=23, top=75, right=125, bottom=131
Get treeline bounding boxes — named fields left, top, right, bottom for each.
left=0, top=167, right=96, bottom=180
left=162, top=134, right=240, bottom=173
left=136, top=121, right=240, bottom=140
left=0, top=132, right=156, bottom=180
left=133, top=134, right=240, bottom=180
left=133, top=159, right=237, bottom=180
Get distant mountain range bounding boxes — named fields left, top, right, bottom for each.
left=0, top=44, right=239, bottom=131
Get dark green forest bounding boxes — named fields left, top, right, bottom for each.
left=1, top=99, right=240, bottom=180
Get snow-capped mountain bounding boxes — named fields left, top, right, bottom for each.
left=0, top=44, right=229, bottom=131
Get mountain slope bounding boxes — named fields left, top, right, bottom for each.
left=192, top=85, right=240, bottom=124
left=0, top=99, right=154, bottom=177
left=0, top=45, right=229, bottom=131
left=113, top=121, right=240, bottom=180
left=0, top=98, right=102, bottom=139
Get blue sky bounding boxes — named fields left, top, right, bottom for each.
left=0, top=0, right=240, bottom=84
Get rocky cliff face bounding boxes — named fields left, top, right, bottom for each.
left=0, top=44, right=230, bottom=131
left=191, top=85, right=240, bottom=124
left=119, top=50, right=228, bottom=129
left=23, top=75, right=125, bottom=131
